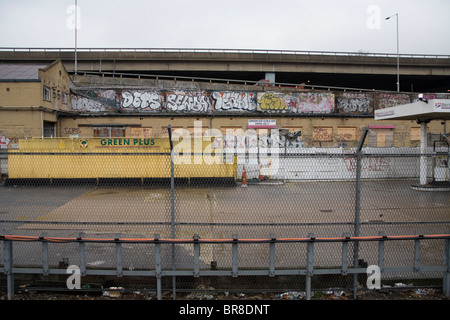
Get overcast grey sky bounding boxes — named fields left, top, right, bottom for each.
left=0, top=0, right=449, bottom=55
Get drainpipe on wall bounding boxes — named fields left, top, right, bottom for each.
left=41, top=111, right=44, bottom=138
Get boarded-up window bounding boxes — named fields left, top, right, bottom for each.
left=411, top=127, right=421, bottom=141
left=94, top=126, right=125, bottom=137
left=282, top=126, right=303, bottom=134
left=368, top=129, right=394, bottom=147
left=313, top=127, right=333, bottom=141
left=220, top=126, right=244, bottom=136
left=131, top=127, right=153, bottom=138
left=161, top=126, right=184, bottom=138
left=187, top=126, right=209, bottom=136
left=337, top=127, right=357, bottom=141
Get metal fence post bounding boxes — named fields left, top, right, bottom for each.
left=306, top=233, right=315, bottom=300
left=444, top=237, right=450, bottom=297
left=353, top=127, right=369, bottom=300
left=168, top=124, right=177, bottom=300
left=3, top=239, right=14, bottom=300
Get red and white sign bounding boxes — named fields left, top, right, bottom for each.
left=247, top=119, right=277, bottom=129
left=0, top=136, right=10, bottom=149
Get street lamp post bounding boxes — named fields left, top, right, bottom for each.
left=74, top=0, right=78, bottom=75
left=386, top=13, right=399, bottom=92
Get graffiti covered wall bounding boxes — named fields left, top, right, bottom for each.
left=257, top=92, right=335, bottom=114
left=71, top=89, right=437, bottom=115
left=336, top=93, right=373, bottom=115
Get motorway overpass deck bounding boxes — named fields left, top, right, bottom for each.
left=1, top=48, right=450, bottom=92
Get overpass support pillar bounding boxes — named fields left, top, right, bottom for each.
left=265, top=72, right=275, bottom=85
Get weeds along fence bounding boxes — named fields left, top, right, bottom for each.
left=0, top=127, right=450, bottom=299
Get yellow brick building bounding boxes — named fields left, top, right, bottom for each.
left=0, top=60, right=448, bottom=149
left=0, top=60, right=71, bottom=146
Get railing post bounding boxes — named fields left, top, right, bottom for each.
left=154, top=234, right=162, bottom=300
left=269, top=234, right=276, bottom=277
left=78, top=232, right=86, bottom=276
left=414, top=233, right=422, bottom=273
left=232, top=234, right=238, bottom=278
left=378, top=231, right=386, bottom=274
left=306, top=233, right=315, bottom=300
left=115, top=233, right=123, bottom=277
left=341, top=233, right=350, bottom=276
left=193, top=234, right=200, bottom=277
left=3, top=238, right=14, bottom=300
left=41, top=232, right=49, bottom=276
left=443, top=237, right=450, bottom=297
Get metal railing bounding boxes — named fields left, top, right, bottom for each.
left=1, top=47, right=449, bottom=59
left=1, top=233, right=450, bottom=300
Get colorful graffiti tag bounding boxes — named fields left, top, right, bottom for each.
left=257, top=92, right=335, bottom=114
left=336, top=93, right=373, bottom=114
left=69, top=89, right=432, bottom=115
left=212, top=91, right=257, bottom=112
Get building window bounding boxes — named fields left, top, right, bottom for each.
left=43, top=86, right=51, bottom=101
left=368, top=129, right=394, bottom=147
left=43, top=121, right=56, bottom=137
left=61, top=92, right=68, bottom=104
left=94, top=126, right=125, bottom=137
left=131, top=127, right=153, bottom=138
left=313, top=127, right=333, bottom=141
left=411, top=127, right=421, bottom=141
left=161, top=126, right=184, bottom=138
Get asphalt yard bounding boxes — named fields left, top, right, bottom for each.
left=1, top=180, right=449, bottom=270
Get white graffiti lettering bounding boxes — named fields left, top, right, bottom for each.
left=121, top=91, right=162, bottom=110
left=377, top=94, right=410, bottom=109
left=71, top=96, right=106, bottom=112
left=166, top=92, right=211, bottom=112
left=337, top=93, right=373, bottom=114
left=212, top=91, right=257, bottom=112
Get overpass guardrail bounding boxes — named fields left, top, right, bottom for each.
left=1, top=47, right=449, bottom=59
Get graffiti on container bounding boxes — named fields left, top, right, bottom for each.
left=377, top=94, right=410, bottom=109
left=343, top=156, right=391, bottom=173
left=121, top=91, right=162, bottom=111
left=166, top=91, right=211, bottom=112
left=211, top=91, right=257, bottom=112
left=336, top=93, right=373, bottom=114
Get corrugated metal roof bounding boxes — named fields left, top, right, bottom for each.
left=0, top=63, right=49, bottom=80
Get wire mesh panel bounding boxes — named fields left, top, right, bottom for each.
left=0, top=126, right=449, bottom=298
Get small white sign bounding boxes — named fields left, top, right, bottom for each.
left=248, top=119, right=277, bottom=128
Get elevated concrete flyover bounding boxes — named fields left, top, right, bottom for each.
left=1, top=48, right=450, bottom=92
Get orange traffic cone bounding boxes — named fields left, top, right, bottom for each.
left=241, top=166, right=248, bottom=187
left=258, top=165, right=263, bottom=181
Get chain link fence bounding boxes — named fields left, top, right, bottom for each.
left=0, top=126, right=449, bottom=299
